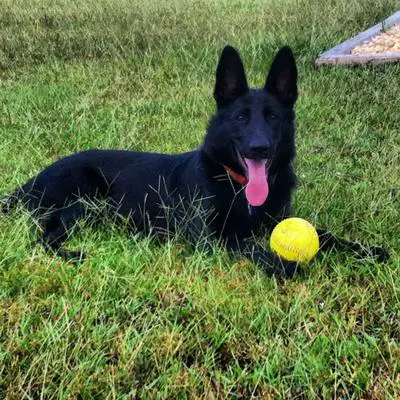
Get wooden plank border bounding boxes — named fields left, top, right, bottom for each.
left=315, top=10, right=400, bottom=67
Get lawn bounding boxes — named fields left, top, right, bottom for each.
left=0, top=0, right=399, bottom=398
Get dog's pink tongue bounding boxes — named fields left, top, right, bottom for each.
left=244, top=158, right=269, bottom=206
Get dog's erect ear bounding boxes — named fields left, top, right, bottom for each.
left=264, top=47, right=297, bottom=106
left=214, top=45, right=249, bottom=109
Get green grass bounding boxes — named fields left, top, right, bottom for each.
left=0, top=0, right=399, bottom=398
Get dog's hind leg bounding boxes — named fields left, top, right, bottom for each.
left=38, top=203, right=86, bottom=262
left=317, top=229, right=390, bottom=263
left=0, top=189, right=23, bottom=214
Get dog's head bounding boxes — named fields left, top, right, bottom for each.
left=204, top=45, right=297, bottom=207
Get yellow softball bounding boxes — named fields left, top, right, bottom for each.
left=270, top=218, right=319, bottom=263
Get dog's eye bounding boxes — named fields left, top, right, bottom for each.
left=267, top=112, right=278, bottom=120
left=264, top=108, right=278, bottom=120
left=236, top=113, right=248, bottom=123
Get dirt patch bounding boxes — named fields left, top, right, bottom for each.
left=352, top=24, right=400, bottom=54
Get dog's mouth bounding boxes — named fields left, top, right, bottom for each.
left=239, top=156, right=271, bottom=207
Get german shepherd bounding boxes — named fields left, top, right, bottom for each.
left=2, top=46, right=389, bottom=277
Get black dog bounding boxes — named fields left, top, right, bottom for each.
left=2, top=46, right=389, bottom=277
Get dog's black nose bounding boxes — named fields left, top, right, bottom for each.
left=247, top=143, right=273, bottom=159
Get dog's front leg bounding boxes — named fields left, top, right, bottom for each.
left=225, top=237, right=300, bottom=278
left=317, top=229, right=390, bottom=262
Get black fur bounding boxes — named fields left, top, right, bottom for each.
left=2, top=46, right=389, bottom=276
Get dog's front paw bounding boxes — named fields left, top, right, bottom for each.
left=267, top=252, right=302, bottom=279
left=281, top=259, right=302, bottom=278
left=230, top=240, right=302, bottom=279
left=353, top=245, right=390, bottom=264
left=368, top=246, right=390, bottom=263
